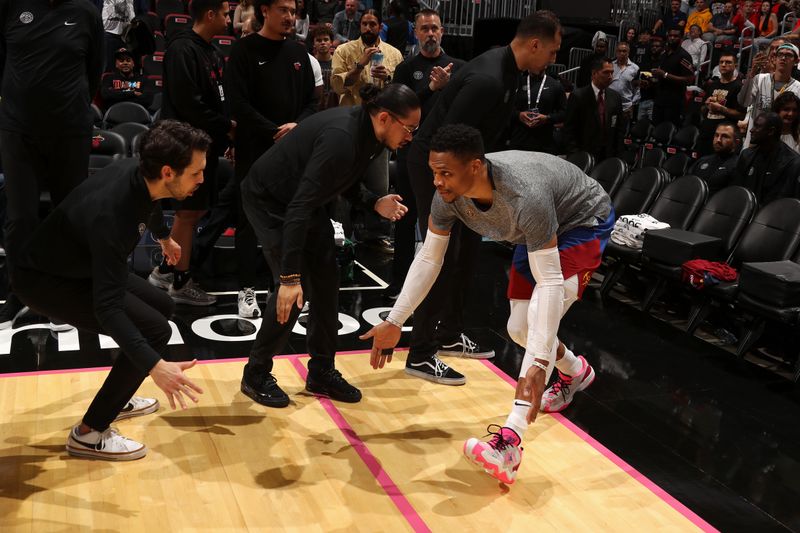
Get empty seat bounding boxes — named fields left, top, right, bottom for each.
left=104, top=102, right=152, bottom=128
left=110, top=122, right=150, bottom=156
left=650, top=121, right=676, bottom=147
left=142, top=52, right=165, bottom=76
left=668, top=125, right=699, bottom=154
left=156, top=0, right=186, bottom=22
left=612, top=166, right=665, bottom=216
left=164, top=13, right=192, bottom=36
left=212, top=35, right=235, bottom=57
left=91, top=103, right=104, bottom=128
left=91, top=129, right=127, bottom=157
left=565, top=151, right=595, bottom=174
left=662, top=152, right=691, bottom=178
left=621, top=119, right=652, bottom=167
left=590, top=157, right=628, bottom=197
left=154, top=30, right=166, bottom=52
left=639, top=146, right=666, bottom=169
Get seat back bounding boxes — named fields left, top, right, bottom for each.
left=629, top=119, right=653, bottom=142
left=110, top=122, right=150, bottom=156
left=104, top=102, right=152, bottom=128
left=730, top=198, right=800, bottom=267
left=164, top=13, right=192, bottom=36
left=212, top=35, right=235, bottom=57
left=154, top=30, right=166, bottom=52
left=612, top=167, right=665, bottom=216
left=565, top=151, right=595, bottom=174
left=662, top=152, right=691, bottom=178
left=89, top=154, right=122, bottom=175
left=156, top=0, right=186, bottom=22
left=640, top=146, right=666, bottom=168
left=91, top=103, right=103, bottom=127
left=142, top=52, right=165, bottom=76
left=669, top=125, right=699, bottom=153
left=650, top=121, right=676, bottom=146
left=91, top=129, right=127, bottom=157
left=590, top=157, right=627, bottom=197
left=690, top=185, right=757, bottom=256
left=648, top=175, right=708, bottom=230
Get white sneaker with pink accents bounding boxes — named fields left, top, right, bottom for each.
left=540, top=355, right=595, bottom=413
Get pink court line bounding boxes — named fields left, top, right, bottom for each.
left=288, top=357, right=431, bottom=533
left=479, top=359, right=718, bottom=533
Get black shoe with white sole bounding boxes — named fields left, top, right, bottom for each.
left=306, top=367, right=362, bottom=403
left=436, top=333, right=495, bottom=359
left=405, top=354, right=466, bottom=385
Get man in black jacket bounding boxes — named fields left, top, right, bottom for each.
left=733, top=112, right=800, bottom=203
left=563, top=58, right=624, bottom=181
left=238, top=84, right=418, bottom=408
left=508, top=70, right=567, bottom=153
left=0, top=0, right=104, bottom=330
left=402, top=11, right=562, bottom=385
left=193, top=0, right=317, bottom=319
left=100, top=47, right=153, bottom=110
left=389, top=8, right=464, bottom=297
left=14, top=121, right=208, bottom=461
left=149, top=0, right=234, bottom=306
left=691, top=121, right=740, bottom=195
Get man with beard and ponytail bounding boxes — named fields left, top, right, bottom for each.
left=238, top=84, right=419, bottom=409
left=651, top=27, right=694, bottom=126
left=387, top=11, right=562, bottom=386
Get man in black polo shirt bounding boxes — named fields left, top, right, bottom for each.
left=14, top=121, right=208, bottom=461
left=238, top=84, right=419, bottom=408
left=690, top=121, right=740, bottom=194
left=0, top=0, right=104, bottom=329
left=402, top=11, right=562, bottom=385
left=389, top=8, right=464, bottom=297
left=652, top=28, right=695, bottom=126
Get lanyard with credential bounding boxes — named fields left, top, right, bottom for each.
left=527, top=74, right=546, bottom=110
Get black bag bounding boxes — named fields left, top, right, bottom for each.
left=642, top=228, right=723, bottom=266
left=123, top=16, right=157, bottom=59
left=739, top=260, right=800, bottom=307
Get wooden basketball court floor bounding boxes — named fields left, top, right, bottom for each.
left=0, top=350, right=716, bottom=532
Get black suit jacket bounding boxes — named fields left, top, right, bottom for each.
left=563, top=84, right=624, bottom=161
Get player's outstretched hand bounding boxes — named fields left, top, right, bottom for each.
left=520, top=364, right=547, bottom=424
left=360, top=321, right=401, bottom=369
left=375, top=194, right=408, bottom=222
left=149, top=359, right=204, bottom=410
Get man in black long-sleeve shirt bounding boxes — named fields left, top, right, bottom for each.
left=149, top=0, right=234, bottom=306
left=389, top=9, right=464, bottom=297
left=14, top=121, right=208, bottom=461
left=402, top=11, right=562, bottom=385
left=239, top=84, right=419, bottom=408
left=0, top=0, right=103, bottom=329
left=508, top=71, right=567, bottom=153
left=193, top=0, right=317, bottom=319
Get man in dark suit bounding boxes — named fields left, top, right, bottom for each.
left=563, top=57, right=624, bottom=161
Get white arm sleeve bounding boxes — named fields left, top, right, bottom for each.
left=525, top=246, right=564, bottom=363
left=387, top=230, right=450, bottom=325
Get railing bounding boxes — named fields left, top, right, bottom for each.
left=738, top=21, right=756, bottom=72
left=695, top=40, right=714, bottom=85
left=568, top=47, right=593, bottom=69
left=559, top=65, right=580, bottom=86
left=780, top=11, right=797, bottom=35
left=437, top=0, right=533, bottom=37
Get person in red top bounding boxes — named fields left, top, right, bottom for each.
left=732, top=0, right=759, bottom=35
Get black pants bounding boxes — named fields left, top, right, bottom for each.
left=241, top=191, right=338, bottom=376
left=390, top=146, right=417, bottom=288
left=15, top=270, right=174, bottom=431
left=0, top=130, right=90, bottom=275
left=406, top=141, right=481, bottom=360
left=653, top=101, right=683, bottom=127
left=193, top=171, right=260, bottom=288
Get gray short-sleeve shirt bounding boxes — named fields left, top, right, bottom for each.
left=430, top=151, right=611, bottom=251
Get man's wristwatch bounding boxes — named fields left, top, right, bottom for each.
left=355, top=62, right=365, bottom=70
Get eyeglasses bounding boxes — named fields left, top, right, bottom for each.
left=777, top=52, right=796, bottom=60
left=386, top=111, right=419, bottom=134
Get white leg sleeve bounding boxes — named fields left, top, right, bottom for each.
left=516, top=274, right=580, bottom=382
left=387, top=230, right=449, bottom=325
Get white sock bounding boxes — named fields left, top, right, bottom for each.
left=504, top=400, right=531, bottom=441
left=555, top=346, right=583, bottom=376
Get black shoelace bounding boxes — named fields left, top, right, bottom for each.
left=483, top=424, right=514, bottom=451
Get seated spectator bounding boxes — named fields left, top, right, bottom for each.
left=296, top=0, right=310, bottom=42
left=563, top=57, right=624, bottom=161
left=637, top=37, right=665, bottom=120
left=653, top=28, right=695, bottom=126
left=739, top=43, right=800, bottom=146
left=682, top=24, right=708, bottom=68
left=610, top=41, right=640, bottom=118
left=509, top=70, right=567, bottom=154
left=698, top=52, right=745, bottom=154
left=732, top=0, right=759, bottom=36
left=332, top=0, right=361, bottom=45
left=577, top=32, right=608, bottom=88
left=653, top=0, right=688, bottom=36
left=733, top=112, right=800, bottom=203
left=233, top=0, right=255, bottom=34
left=772, top=0, right=792, bottom=21
left=691, top=121, right=740, bottom=194
left=754, top=0, right=779, bottom=48
left=632, top=30, right=652, bottom=66
left=100, top=47, right=153, bottom=109
left=773, top=91, right=800, bottom=152
left=686, top=0, right=712, bottom=36
left=707, top=1, right=738, bottom=43
left=311, top=26, right=339, bottom=110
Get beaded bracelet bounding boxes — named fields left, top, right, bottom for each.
left=384, top=316, right=403, bottom=328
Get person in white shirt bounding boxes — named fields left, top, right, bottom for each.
left=681, top=24, right=707, bottom=68
left=102, top=0, right=135, bottom=70
left=610, top=41, right=640, bottom=117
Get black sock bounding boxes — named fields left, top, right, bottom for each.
left=158, top=258, right=174, bottom=274
left=173, top=269, right=191, bottom=289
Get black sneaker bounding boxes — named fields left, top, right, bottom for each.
left=436, top=333, right=495, bottom=359
left=241, top=367, right=290, bottom=408
left=0, top=294, right=29, bottom=330
left=405, top=354, right=466, bottom=385
left=306, top=367, right=362, bottom=403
